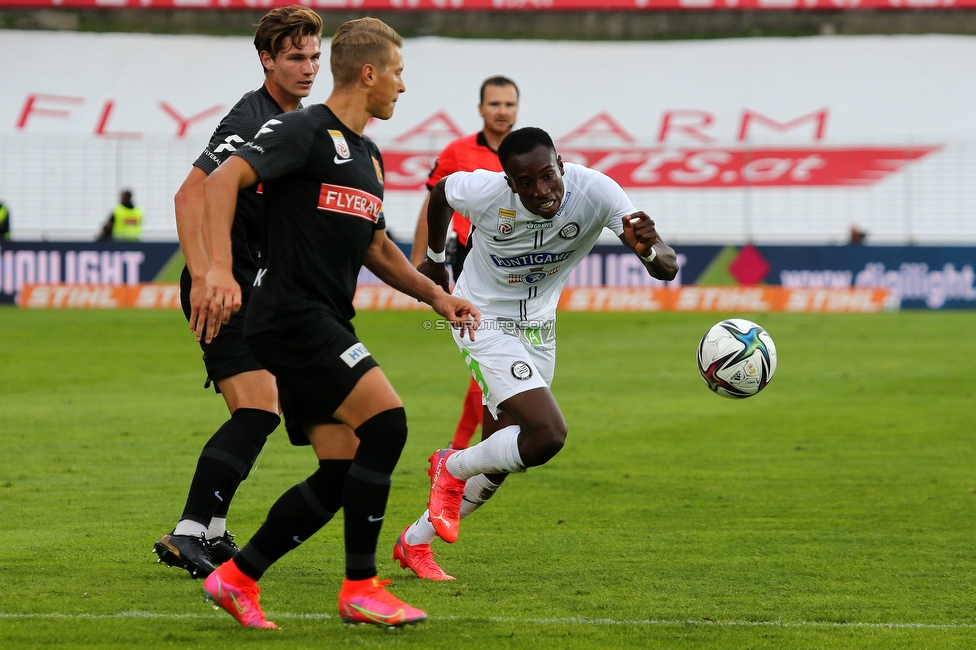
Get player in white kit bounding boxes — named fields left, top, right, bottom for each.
left=392, top=127, right=679, bottom=580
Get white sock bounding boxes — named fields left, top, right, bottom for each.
left=173, top=519, right=207, bottom=538
left=405, top=512, right=437, bottom=546
left=206, top=517, right=227, bottom=540
left=459, top=474, right=501, bottom=518
left=404, top=474, right=502, bottom=546
left=446, top=425, right=524, bottom=480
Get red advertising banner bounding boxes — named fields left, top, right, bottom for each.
left=381, top=146, right=940, bottom=190
left=0, top=0, right=973, bottom=9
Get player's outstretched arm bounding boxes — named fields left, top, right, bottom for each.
left=409, top=192, right=432, bottom=267
left=619, top=211, right=679, bottom=282
left=174, top=166, right=210, bottom=334
left=364, top=229, right=480, bottom=340
left=414, top=177, right=456, bottom=292
left=199, top=156, right=258, bottom=344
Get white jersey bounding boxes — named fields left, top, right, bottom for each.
left=445, top=162, right=635, bottom=322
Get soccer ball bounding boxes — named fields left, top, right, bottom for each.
left=697, top=318, right=777, bottom=399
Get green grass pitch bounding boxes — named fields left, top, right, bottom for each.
left=1, top=308, right=974, bottom=649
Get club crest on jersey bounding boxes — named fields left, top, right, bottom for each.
left=371, top=156, right=384, bottom=185
left=328, top=129, right=351, bottom=159
left=558, top=222, right=580, bottom=240
left=497, top=208, right=516, bottom=236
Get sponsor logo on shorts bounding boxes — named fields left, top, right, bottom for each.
left=491, top=250, right=576, bottom=268
left=329, top=129, right=351, bottom=159
left=559, top=222, right=580, bottom=239
left=526, top=220, right=553, bottom=230
left=511, top=361, right=533, bottom=380
left=340, top=342, right=371, bottom=368
left=318, top=184, right=383, bottom=223
left=497, top=208, right=516, bottom=236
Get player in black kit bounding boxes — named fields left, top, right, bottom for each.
left=153, top=6, right=323, bottom=580
left=196, top=18, right=480, bottom=629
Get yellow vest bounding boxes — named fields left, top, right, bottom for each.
left=112, top=204, right=143, bottom=241
left=0, top=204, right=8, bottom=240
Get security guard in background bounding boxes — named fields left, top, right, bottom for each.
left=0, top=201, right=10, bottom=240
left=98, top=189, right=143, bottom=241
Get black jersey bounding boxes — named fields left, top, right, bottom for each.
left=235, top=104, right=386, bottom=333
left=193, top=86, right=289, bottom=291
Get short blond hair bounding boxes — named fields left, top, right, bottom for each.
left=254, top=6, right=323, bottom=73
left=330, top=17, right=403, bottom=88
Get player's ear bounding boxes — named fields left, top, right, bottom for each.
left=361, top=62, right=376, bottom=86
left=504, top=175, right=515, bottom=193
left=556, top=155, right=564, bottom=175
left=259, top=50, right=274, bottom=73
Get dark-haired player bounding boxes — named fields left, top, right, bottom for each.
left=408, top=76, right=519, bottom=458
left=197, top=17, right=479, bottom=629
left=154, top=5, right=324, bottom=580
left=396, top=77, right=522, bottom=582
left=395, top=127, right=678, bottom=580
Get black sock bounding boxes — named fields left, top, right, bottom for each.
left=344, top=408, right=408, bottom=581
left=235, top=459, right=351, bottom=581
left=180, top=408, right=280, bottom=527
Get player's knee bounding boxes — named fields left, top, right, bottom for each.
left=203, top=408, right=281, bottom=479
left=351, top=407, right=408, bottom=476
left=529, top=419, right=567, bottom=465
left=232, top=407, right=281, bottom=435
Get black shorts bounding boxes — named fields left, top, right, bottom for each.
left=244, top=311, right=379, bottom=446
left=180, top=266, right=265, bottom=392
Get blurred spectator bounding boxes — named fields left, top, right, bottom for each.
left=849, top=225, right=867, bottom=245
left=0, top=200, right=9, bottom=240
left=98, top=190, right=143, bottom=241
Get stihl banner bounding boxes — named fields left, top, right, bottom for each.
left=558, top=286, right=892, bottom=313
left=1, top=0, right=974, bottom=9
left=17, top=283, right=892, bottom=313
left=17, top=283, right=183, bottom=308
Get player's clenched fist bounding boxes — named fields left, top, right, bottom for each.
left=621, top=211, right=659, bottom=258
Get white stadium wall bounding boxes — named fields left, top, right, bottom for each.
left=1, top=30, right=975, bottom=244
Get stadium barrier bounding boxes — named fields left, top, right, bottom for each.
left=17, top=283, right=182, bottom=309
left=17, top=283, right=891, bottom=313
left=7, top=242, right=975, bottom=310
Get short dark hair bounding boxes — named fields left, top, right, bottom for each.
left=253, top=6, right=323, bottom=74
left=480, top=76, right=519, bottom=104
left=498, top=127, right=556, bottom=169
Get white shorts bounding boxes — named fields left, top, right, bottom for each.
left=451, top=319, right=556, bottom=419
